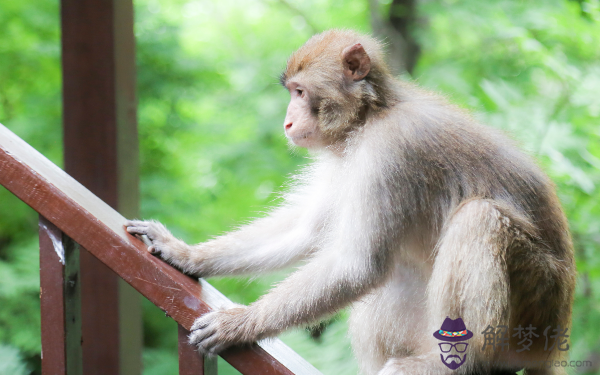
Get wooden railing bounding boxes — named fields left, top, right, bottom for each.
left=0, top=123, right=322, bottom=375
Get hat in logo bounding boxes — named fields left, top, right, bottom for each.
left=433, top=317, right=473, bottom=342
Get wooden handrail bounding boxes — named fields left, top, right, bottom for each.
left=0, top=123, right=321, bottom=375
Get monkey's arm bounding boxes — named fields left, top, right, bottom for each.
left=254, top=237, right=389, bottom=326
left=126, top=204, right=323, bottom=277
left=187, top=183, right=396, bottom=354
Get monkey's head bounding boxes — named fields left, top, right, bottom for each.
left=280, top=30, right=393, bottom=149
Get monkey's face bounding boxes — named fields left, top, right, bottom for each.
left=280, top=31, right=384, bottom=149
left=283, top=81, right=325, bottom=149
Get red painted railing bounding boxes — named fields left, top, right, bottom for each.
left=0, top=123, right=321, bottom=375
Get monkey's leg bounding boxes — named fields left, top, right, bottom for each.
left=350, top=266, right=429, bottom=375
left=379, top=199, right=518, bottom=375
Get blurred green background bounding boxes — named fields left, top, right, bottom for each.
left=0, top=0, right=599, bottom=374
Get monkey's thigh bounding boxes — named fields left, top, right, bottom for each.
left=349, top=266, right=429, bottom=375
left=428, top=199, right=513, bottom=351
left=427, top=199, right=522, bottom=372
left=377, top=199, right=521, bottom=375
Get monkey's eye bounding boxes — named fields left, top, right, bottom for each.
left=295, top=89, right=304, bottom=97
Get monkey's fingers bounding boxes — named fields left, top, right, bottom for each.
left=124, top=222, right=158, bottom=253
left=125, top=219, right=147, bottom=226
left=190, top=313, right=211, bottom=331
left=195, top=333, right=222, bottom=355
left=189, top=326, right=217, bottom=349
left=189, top=323, right=217, bottom=341
left=127, top=228, right=154, bottom=246
left=125, top=225, right=149, bottom=236
left=190, top=313, right=216, bottom=331
left=190, top=317, right=218, bottom=344
left=147, top=244, right=160, bottom=254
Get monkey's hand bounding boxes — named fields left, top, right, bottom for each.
left=189, top=306, right=257, bottom=356
left=125, top=220, right=184, bottom=261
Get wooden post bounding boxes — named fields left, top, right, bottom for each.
left=40, top=216, right=83, bottom=375
left=60, top=0, right=141, bottom=373
left=178, top=324, right=218, bottom=375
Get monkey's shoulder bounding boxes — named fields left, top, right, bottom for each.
left=354, top=99, right=551, bottom=199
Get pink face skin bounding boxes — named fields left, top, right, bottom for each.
left=283, top=81, right=325, bottom=149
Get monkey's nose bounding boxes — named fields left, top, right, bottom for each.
left=285, top=122, right=293, bottom=131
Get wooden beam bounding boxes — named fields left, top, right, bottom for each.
left=60, top=0, right=141, bottom=373
left=0, top=123, right=321, bottom=375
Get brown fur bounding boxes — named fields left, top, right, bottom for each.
left=127, top=30, right=576, bottom=375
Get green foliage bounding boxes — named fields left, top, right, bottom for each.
left=0, top=0, right=599, bottom=374
left=0, top=344, right=30, bottom=375
left=0, top=2, right=61, bottom=374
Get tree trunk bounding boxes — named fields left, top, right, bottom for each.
left=369, top=0, right=421, bottom=75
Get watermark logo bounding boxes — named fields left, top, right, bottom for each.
left=481, top=324, right=570, bottom=352
left=431, top=319, right=590, bottom=372
left=433, top=317, right=473, bottom=370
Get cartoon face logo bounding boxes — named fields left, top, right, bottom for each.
left=433, top=317, right=473, bottom=370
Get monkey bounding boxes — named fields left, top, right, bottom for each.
left=126, top=30, right=576, bottom=375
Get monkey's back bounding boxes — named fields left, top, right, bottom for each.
left=377, top=84, right=569, bottom=253
left=363, top=83, right=576, bottom=329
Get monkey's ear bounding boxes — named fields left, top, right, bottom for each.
left=342, top=43, right=371, bottom=81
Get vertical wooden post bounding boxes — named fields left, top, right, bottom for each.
left=60, top=0, right=141, bottom=374
left=40, top=216, right=83, bottom=375
left=178, top=324, right=218, bottom=375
